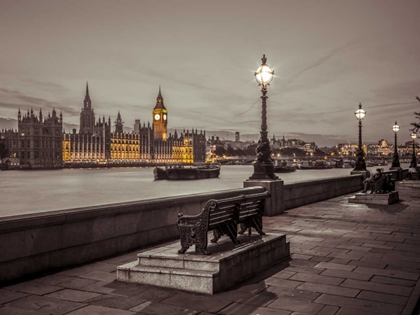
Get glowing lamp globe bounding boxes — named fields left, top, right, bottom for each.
left=355, top=103, right=366, bottom=120
left=392, top=122, right=399, bottom=133
left=255, top=54, right=274, bottom=86
left=411, top=132, right=417, bottom=140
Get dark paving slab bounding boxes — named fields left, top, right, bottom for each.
left=129, top=300, right=201, bottom=314
left=7, top=295, right=86, bottom=315
left=0, top=289, right=27, bottom=304
left=65, top=305, right=135, bottom=315
left=2, top=192, right=420, bottom=314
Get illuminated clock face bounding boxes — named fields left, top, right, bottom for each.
left=163, top=114, right=167, bottom=121
left=154, top=114, right=160, bottom=120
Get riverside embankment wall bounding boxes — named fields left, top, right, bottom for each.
left=283, top=175, right=363, bottom=210
left=0, top=171, right=407, bottom=283
left=0, top=187, right=265, bottom=283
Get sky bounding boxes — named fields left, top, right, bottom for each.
left=0, top=0, right=419, bottom=146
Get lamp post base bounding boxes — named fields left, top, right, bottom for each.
left=244, top=179, right=283, bottom=216
left=249, top=162, right=278, bottom=180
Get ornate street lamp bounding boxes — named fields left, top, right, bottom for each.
left=249, top=54, right=278, bottom=180
left=390, top=121, right=401, bottom=169
left=410, top=132, right=417, bottom=168
left=352, top=103, right=367, bottom=172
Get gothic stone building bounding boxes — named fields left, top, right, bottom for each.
left=63, top=84, right=139, bottom=164
left=0, top=108, right=63, bottom=168
left=141, top=87, right=206, bottom=164
left=62, top=84, right=205, bottom=165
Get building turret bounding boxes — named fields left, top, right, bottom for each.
left=18, top=109, right=21, bottom=121
left=115, top=111, right=124, bottom=133
left=80, top=82, right=95, bottom=133
left=84, top=82, right=91, bottom=109
left=39, top=109, right=43, bottom=122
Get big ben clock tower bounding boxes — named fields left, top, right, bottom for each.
left=153, top=86, right=168, bottom=140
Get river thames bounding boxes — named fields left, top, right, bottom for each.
left=0, top=164, right=408, bottom=217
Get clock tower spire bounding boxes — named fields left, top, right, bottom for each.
left=153, top=85, right=168, bottom=140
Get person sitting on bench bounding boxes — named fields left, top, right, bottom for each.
left=362, top=168, right=383, bottom=193
left=407, top=167, right=417, bottom=180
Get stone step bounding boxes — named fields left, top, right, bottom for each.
left=117, top=233, right=290, bottom=294
left=349, top=191, right=399, bottom=205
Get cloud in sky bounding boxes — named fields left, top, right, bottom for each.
left=0, top=0, right=419, bottom=146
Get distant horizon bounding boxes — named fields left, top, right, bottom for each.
left=0, top=112, right=403, bottom=147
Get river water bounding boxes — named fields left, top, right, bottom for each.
left=0, top=164, right=409, bottom=217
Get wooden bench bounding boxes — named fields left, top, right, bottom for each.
left=177, top=191, right=270, bottom=255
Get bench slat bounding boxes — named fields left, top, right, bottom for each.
left=209, top=214, right=232, bottom=222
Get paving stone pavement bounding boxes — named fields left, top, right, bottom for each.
left=1, top=192, right=420, bottom=315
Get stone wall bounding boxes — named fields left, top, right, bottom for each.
left=0, top=186, right=264, bottom=283
left=283, top=175, right=363, bottom=210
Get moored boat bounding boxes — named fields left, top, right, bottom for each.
left=154, top=164, right=221, bottom=180
left=273, top=160, right=297, bottom=173
left=342, top=159, right=353, bottom=168
left=299, top=160, right=333, bottom=170
left=274, top=166, right=296, bottom=173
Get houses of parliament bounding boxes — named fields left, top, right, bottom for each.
left=0, top=84, right=206, bottom=168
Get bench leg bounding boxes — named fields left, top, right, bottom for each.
left=178, top=227, right=192, bottom=254
left=227, top=232, right=240, bottom=245
left=211, top=230, right=221, bottom=243
left=178, top=246, right=189, bottom=254
left=252, top=215, right=266, bottom=236
left=239, top=223, right=249, bottom=235
left=195, top=244, right=210, bottom=255
left=194, top=228, right=210, bottom=255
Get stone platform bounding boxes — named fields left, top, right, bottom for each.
left=117, top=233, right=290, bottom=294
left=349, top=191, right=399, bottom=205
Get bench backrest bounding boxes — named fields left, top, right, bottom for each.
left=208, top=191, right=269, bottom=229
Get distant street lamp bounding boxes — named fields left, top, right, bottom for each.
left=249, top=54, right=278, bottom=180
left=352, top=103, right=367, bottom=172
left=410, top=132, right=417, bottom=168
left=390, top=121, right=401, bottom=169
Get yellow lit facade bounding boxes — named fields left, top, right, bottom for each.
left=172, top=136, right=194, bottom=164
left=110, top=133, right=140, bottom=162
left=62, top=138, right=71, bottom=162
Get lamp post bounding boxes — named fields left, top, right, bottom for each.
left=351, top=103, right=367, bottom=173
left=249, top=54, right=278, bottom=180
left=410, top=132, right=417, bottom=168
left=390, top=121, right=401, bottom=169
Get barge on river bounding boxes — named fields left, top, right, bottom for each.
left=153, top=164, right=221, bottom=180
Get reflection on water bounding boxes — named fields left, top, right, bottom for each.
left=0, top=164, right=408, bottom=217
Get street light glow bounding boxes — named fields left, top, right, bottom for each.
left=255, top=64, right=274, bottom=86
left=392, top=121, right=399, bottom=133
left=355, top=103, right=366, bottom=120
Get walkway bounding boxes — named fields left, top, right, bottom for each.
left=1, top=190, right=420, bottom=315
